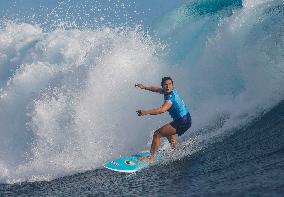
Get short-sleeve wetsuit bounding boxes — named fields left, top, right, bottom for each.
left=164, top=89, right=191, bottom=136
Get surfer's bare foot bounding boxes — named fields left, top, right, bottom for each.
left=138, top=156, right=155, bottom=163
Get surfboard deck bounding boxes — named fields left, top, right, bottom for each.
left=103, top=151, right=161, bottom=173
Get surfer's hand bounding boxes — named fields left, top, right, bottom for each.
left=135, top=83, right=145, bottom=89
left=136, top=109, right=147, bottom=116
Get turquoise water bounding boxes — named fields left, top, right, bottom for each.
left=0, top=0, right=283, bottom=195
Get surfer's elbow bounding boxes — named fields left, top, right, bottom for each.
left=159, top=107, right=167, bottom=113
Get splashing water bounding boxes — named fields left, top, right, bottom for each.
left=0, top=0, right=283, bottom=183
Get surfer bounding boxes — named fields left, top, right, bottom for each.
left=135, top=77, right=191, bottom=162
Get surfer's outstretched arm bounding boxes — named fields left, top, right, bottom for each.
left=136, top=101, right=172, bottom=116
left=135, top=83, right=163, bottom=94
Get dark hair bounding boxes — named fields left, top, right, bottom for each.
left=161, top=77, right=173, bottom=86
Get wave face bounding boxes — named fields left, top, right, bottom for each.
left=0, top=0, right=283, bottom=183
left=151, top=0, right=284, bottom=138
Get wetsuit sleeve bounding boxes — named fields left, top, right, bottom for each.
left=164, top=94, right=173, bottom=104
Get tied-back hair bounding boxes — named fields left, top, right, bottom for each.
left=161, top=77, right=173, bottom=86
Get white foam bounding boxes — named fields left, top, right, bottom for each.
left=0, top=22, right=165, bottom=183
left=0, top=0, right=283, bottom=183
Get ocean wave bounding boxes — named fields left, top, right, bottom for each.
left=0, top=0, right=283, bottom=183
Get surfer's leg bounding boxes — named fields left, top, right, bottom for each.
left=150, top=124, right=176, bottom=158
left=150, top=124, right=176, bottom=157
left=139, top=123, right=176, bottom=162
left=166, top=134, right=177, bottom=149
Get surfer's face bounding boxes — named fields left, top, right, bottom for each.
left=162, top=80, right=174, bottom=93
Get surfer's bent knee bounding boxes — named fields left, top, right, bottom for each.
left=153, top=130, right=161, bottom=138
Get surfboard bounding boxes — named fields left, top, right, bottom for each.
left=103, top=151, right=161, bottom=173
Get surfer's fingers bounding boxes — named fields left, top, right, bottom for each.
left=136, top=110, right=142, bottom=116
left=135, top=83, right=144, bottom=89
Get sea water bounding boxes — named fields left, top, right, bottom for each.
left=0, top=0, right=283, bottom=196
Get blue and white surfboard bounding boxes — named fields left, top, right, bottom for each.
left=103, top=151, right=161, bottom=173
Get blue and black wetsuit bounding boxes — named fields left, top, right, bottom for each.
left=164, top=89, right=191, bottom=136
